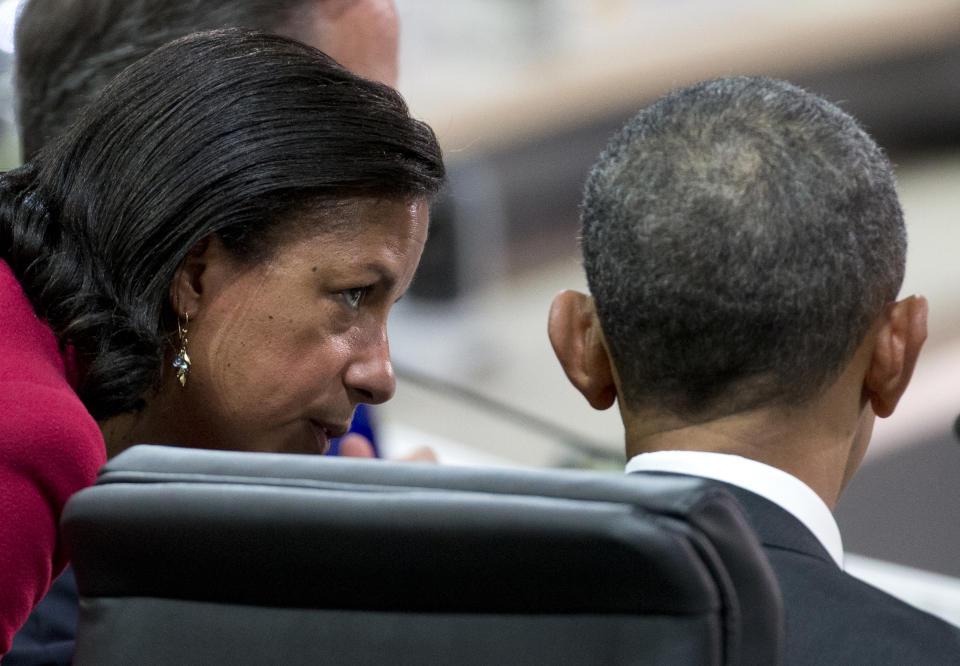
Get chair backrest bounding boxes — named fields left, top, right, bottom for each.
left=63, top=445, right=783, bottom=665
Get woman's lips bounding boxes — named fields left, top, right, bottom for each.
left=309, top=421, right=331, bottom=454
left=309, top=420, right=349, bottom=455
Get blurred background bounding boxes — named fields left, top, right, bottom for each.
left=2, top=0, right=960, bottom=616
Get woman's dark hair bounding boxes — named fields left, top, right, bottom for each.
left=0, top=28, right=445, bottom=420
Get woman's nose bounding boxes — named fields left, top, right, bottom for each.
left=344, top=328, right=395, bottom=405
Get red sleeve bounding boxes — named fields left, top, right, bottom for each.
left=0, top=381, right=105, bottom=655
left=0, top=261, right=106, bottom=654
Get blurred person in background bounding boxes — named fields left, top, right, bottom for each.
left=549, top=76, right=960, bottom=663
left=1, top=28, right=443, bottom=660
left=15, top=0, right=400, bottom=157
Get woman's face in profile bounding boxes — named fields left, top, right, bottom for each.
left=158, top=197, right=429, bottom=454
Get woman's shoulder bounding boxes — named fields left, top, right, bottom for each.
left=0, top=258, right=105, bottom=487
left=0, top=378, right=104, bottom=483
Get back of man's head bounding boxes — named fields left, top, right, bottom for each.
left=580, top=76, right=905, bottom=420
left=15, top=0, right=398, bottom=161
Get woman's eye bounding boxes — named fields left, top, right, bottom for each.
left=341, top=287, right=367, bottom=310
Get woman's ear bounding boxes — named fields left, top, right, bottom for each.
left=169, top=236, right=214, bottom=316
left=548, top=290, right=618, bottom=410
left=865, top=295, right=928, bottom=418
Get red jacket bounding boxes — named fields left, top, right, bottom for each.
left=0, top=259, right=105, bottom=655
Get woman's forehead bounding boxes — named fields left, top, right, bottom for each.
left=278, top=196, right=428, bottom=240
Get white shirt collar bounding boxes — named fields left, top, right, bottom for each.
left=625, top=450, right=844, bottom=568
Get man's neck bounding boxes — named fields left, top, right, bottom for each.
left=621, top=399, right=869, bottom=510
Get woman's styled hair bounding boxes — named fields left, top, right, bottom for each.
left=0, top=28, right=445, bottom=420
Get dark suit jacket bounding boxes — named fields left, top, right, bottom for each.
left=632, top=472, right=960, bottom=664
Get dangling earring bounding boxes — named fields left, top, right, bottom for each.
left=173, top=313, right=191, bottom=387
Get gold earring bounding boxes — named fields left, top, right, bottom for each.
left=173, top=313, right=191, bottom=387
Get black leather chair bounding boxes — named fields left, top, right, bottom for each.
left=63, top=445, right=783, bottom=665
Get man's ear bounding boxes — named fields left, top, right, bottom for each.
left=169, top=235, right=217, bottom=316
left=548, top=290, right=618, bottom=410
left=864, top=295, right=928, bottom=418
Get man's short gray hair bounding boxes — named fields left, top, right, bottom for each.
left=581, top=76, right=905, bottom=418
